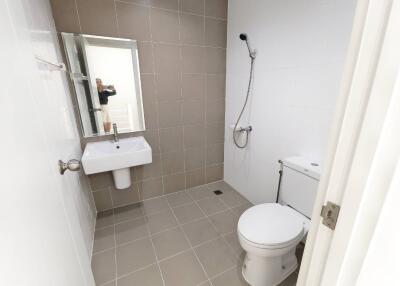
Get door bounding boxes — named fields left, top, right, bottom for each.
left=297, top=0, right=400, bottom=285
left=0, top=0, right=95, bottom=285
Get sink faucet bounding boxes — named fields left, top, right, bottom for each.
left=112, top=123, right=119, bottom=142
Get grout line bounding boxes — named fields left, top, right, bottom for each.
left=165, top=191, right=214, bottom=286
left=114, top=0, right=228, bottom=21
left=143, top=204, right=167, bottom=286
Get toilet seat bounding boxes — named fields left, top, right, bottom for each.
left=238, top=203, right=305, bottom=249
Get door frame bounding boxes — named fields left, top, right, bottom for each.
left=297, top=0, right=399, bottom=284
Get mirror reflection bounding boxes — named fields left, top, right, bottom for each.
left=61, top=33, right=145, bottom=137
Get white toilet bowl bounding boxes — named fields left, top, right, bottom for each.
left=238, top=203, right=309, bottom=286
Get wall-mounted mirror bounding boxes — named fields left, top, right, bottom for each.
left=61, top=33, right=145, bottom=137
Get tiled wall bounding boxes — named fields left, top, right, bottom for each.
left=50, top=0, right=227, bottom=211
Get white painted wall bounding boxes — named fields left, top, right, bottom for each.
left=224, top=0, right=357, bottom=204
left=0, top=0, right=96, bottom=285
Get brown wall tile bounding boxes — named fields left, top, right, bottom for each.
left=150, top=8, right=180, bottom=43
left=180, top=14, right=204, bottom=45
left=75, top=0, right=118, bottom=37
left=205, top=18, right=227, bottom=47
left=180, top=0, right=204, bottom=15
left=163, top=172, right=186, bottom=194
left=116, top=2, right=151, bottom=41
left=51, top=0, right=227, bottom=211
left=205, top=0, right=228, bottom=19
left=50, top=0, right=81, bottom=33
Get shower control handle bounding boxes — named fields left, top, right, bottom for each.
left=59, top=159, right=81, bottom=175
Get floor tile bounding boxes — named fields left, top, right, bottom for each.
left=91, top=248, right=116, bottom=285
left=194, top=237, right=237, bottom=277
left=198, top=281, right=212, bottom=286
left=209, top=209, right=237, bottom=235
left=152, top=227, right=190, bottom=260
left=219, top=191, right=249, bottom=208
left=116, top=238, right=156, bottom=277
left=207, top=181, right=235, bottom=193
left=186, top=185, right=214, bottom=200
left=147, top=209, right=178, bottom=234
left=93, top=226, right=115, bottom=253
left=278, top=271, right=298, bottom=286
left=114, top=203, right=143, bottom=224
left=197, top=196, right=228, bottom=215
left=211, top=266, right=249, bottom=286
left=159, top=250, right=207, bottom=286
left=117, top=264, right=164, bottom=286
left=223, top=232, right=243, bottom=257
left=142, top=197, right=170, bottom=215
left=115, top=217, right=149, bottom=245
left=182, top=218, right=219, bottom=246
left=167, top=191, right=193, bottom=207
left=172, top=202, right=204, bottom=224
left=96, top=209, right=114, bottom=229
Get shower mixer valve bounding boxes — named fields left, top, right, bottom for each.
left=239, top=126, right=253, bottom=133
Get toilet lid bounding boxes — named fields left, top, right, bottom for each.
left=238, top=203, right=304, bottom=248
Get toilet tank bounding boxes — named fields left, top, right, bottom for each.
left=279, top=157, right=322, bottom=218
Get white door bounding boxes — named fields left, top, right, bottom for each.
left=297, top=0, right=400, bottom=285
left=0, top=0, right=95, bottom=285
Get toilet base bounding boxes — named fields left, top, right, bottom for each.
left=241, top=247, right=298, bottom=286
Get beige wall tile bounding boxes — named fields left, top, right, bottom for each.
left=143, top=129, right=161, bottom=153
left=148, top=0, right=178, bottom=10
left=158, top=100, right=183, bottom=128
left=50, top=0, right=81, bottom=33
left=89, top=172, right=114, bottom=190
left=135, top=153, right=162, bottom=180
left=93, top=189, right=113, bottom=211
left=161, top=151, right=185, bottom=175
left=206, top=74, right=225, bottom=100
left=116, top=2, right=151, bottom=40
left=184, top=147, right=205, bottom=171
left=205, top=0, right=228, bottom=19
left=205, top=47, right=226, bottom=74
left=155, top=73, right=182, bottom=102
left=163, top=172, right=186, bottom=194
left=206, top=144, right=224, bottom=165
left=180, top=14, right=204, bottom=45
left=75, top=0, right=118, bottom=37
left=183, top=99, right=205, bottom=125
left=206, top=122, right=224, bottom=145
left=184, top=125, right=206, bottom=148
left=206, top=98, right=225, bottom=123
left=150, top=8, right=179, bottom=43
left=154, top=43, right=181, bottom=73
left=180, top=0, right=204, bottom=15
left=182, top=46, right=205, bottom=73
left=206, top=163, right=223, bottom=183
left=185, top=168, right=206, bottom=188
left=182, top=74, right=205, bottom=100
left=110, top=184, right=140, bottom=207
left=143, top=101, right=159, bottom=130
left=137, top=42, right=155, bottom=74
left=140, top=74, right=156, bottom=104
left=205, top=18, right=227, bottom=47
left=138, top=177, right=163, bottom=200
left=159, top=127, right=184, bottom=153
left=52, top=0, right=227, bottom=207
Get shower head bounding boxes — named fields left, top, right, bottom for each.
left=239, top=33, right=256, bottom=59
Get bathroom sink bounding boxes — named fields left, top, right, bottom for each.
left=82, top=136, right=152, bottom=189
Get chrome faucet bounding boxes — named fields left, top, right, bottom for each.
left=112, top=123, right=119, bottom=142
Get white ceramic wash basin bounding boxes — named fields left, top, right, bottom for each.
left=82, top=136, right=152, bottom=189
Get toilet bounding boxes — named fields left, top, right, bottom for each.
left=237, top=156, right=321, bottom=286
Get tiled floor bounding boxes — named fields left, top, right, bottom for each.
left=91, top=181, right=300, bottom=286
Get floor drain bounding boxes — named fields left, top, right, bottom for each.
left=213, top=190, right=223, bottom=195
